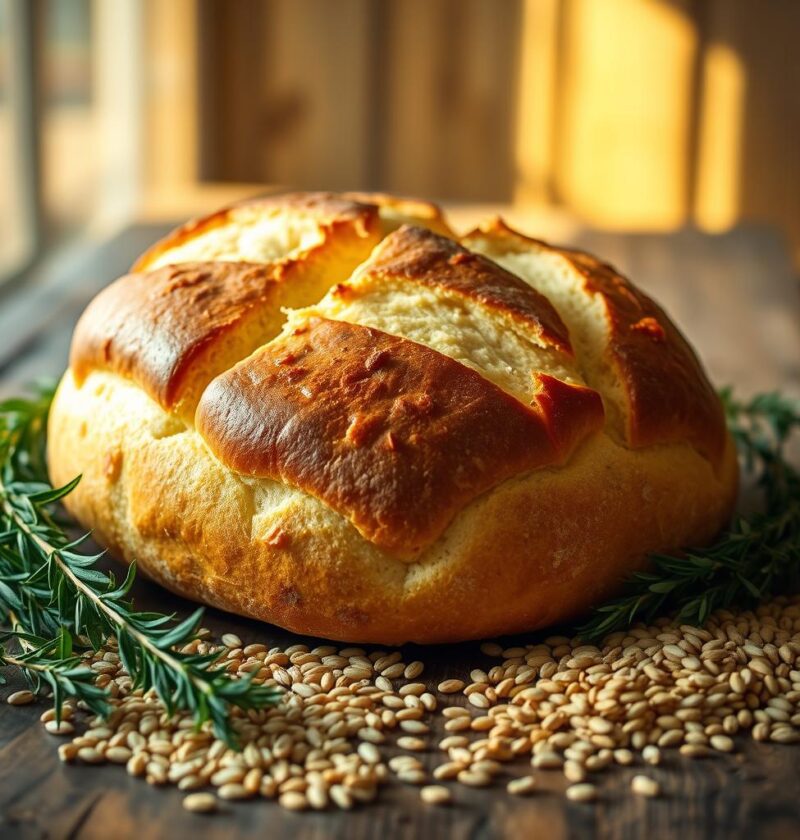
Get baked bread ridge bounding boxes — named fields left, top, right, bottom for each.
left=47, top=191, right=739, bottom=643
left=132, top=192, right=381, bottom=273
left=194, top=316, right=604, bottom=556
left=463, top=219, right=727, bottom=468
left=48, top=369, right=737, bottom=644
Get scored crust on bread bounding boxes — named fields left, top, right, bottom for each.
left=462, top=219, right=727, bottom=468
left=71, top=262, right=286, bottom=419
left=48, top=192, right=738, bottom=643
left=341, top=225, right=573, bottom=354
left=196, top=317, right=603, bottom=556
left=132, top=192, right=380, bottom=273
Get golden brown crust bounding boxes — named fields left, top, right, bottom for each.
left=196, top=317, right=603, bottom=555
left=77, top=196, right=385, bottom=420
left=46, top=191, right=740, bottom=644
left=577, top=253, right=725, bottom=466
left=70, top=262, right=279, bottom=412
left=357, top=225, right=573, bottom=355
left=132, top=192, right=380, bottom=272
left=48, top=370, right=738, bottom=644
left=466, top=218, right=727, bottom=469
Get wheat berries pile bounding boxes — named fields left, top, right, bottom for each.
left=9, top=595, right=800, bottom=814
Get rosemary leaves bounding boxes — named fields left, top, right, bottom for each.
left=0, top=382, right=280, bottom=744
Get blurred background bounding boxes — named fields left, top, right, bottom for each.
left=1, top=0, right=799, bottom=284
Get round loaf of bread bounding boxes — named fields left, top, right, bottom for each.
left=47, top=192, right=738, bottom=644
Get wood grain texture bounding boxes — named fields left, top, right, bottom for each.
left=199, top=0, right=374, bottom=190
left=197, top=0, right=522, bottom=201
left=0, top=217, right=799, bottom=838
left=378, top=0, right=521, bottom=201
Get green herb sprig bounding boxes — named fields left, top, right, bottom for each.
left=1, top=627, right=110, bottom=720
left=579, top=389, right=800, bottom=640
left=0, top=383, right=280, bottom=744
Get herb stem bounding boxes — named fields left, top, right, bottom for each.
left=2, top=491, right=215, bottom=698
left=3, top=652, right=56, bottom=673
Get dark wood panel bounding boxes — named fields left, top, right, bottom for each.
left=199, top=0, right=374, bottom=190
left=378, top=0, right=522, bottom=201
left=701, top=0, right=800, bottom=260
left=197, top=0, right=522, bottom=200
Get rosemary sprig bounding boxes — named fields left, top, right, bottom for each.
left=0, top=383, right=280, bottom=744
left=579, top=389, right=800, bottom=640
left=0, top=627, right=110, bottom=721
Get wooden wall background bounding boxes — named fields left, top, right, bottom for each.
left=145, top=0, right=800, bottom=263
left=197, top=0, right=523, bottom=202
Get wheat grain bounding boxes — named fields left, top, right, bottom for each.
left=23, top=595, right=800, bottom=813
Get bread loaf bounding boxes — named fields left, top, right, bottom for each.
left=47, top=192, right=738, bottom=643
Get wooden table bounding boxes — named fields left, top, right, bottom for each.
left=1, top=218, right=799, bottom=839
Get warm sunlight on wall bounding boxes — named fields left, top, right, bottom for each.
left=694, top=44, right=745, bottom=232
left=556, top=0, right=697, bottom=229
left=512, top=0, right=799, bottom=263
left=515, top=0, right=703, bottom=227
left=14, top=0, right=799, bottom=270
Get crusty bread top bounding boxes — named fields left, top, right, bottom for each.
left=463, top=218, right=726, bottom=468
left=350, top=225, right=573, bottom=355
left=196, top=316, right=603, bottom=556
left=132, top=192, right=381, bottom=273
left=73, top=197, right=386, bottom=421
left=67, top=191, right=728, bottom=556
left=341, top=191, right=455, bottom=237
left=71, top=262, right=279, bottom=412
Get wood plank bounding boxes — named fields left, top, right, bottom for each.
left=514, top=0, right=562, bottom=204
left=707, top=0, right=800, bottom=264
left=142, top=0, right=200, bottom=190
left=378, top=0, right=521, bottom=201
left=197, top=0, right=267, bottom=181
left=553, top=0, right=699, bottom=228
left=199, top=0, right=374, bottom=191
left=257, top=0, right=374, bottom=190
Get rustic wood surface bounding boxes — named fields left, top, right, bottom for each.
left=0, top=217, right=799, bottom=839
